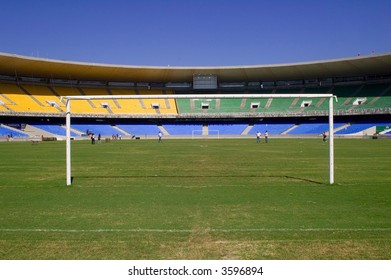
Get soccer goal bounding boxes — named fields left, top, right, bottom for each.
left=64, top=93, right=337, bottom=185
left=191, top=129, right=220, bottom=139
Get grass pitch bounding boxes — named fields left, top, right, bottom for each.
left=0, top=138, right=390, bottom=259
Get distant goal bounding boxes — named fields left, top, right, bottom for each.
left=64, top=93, right=337, bottom=185
left=192, top=130, right=220, bottom=139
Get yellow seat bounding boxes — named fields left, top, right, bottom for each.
left=0, top=84, right=45, bottom=112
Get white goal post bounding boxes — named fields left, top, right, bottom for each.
left=64, top=93, right=337, bottom=185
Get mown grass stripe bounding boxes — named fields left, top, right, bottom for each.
left=1, top=228, right=390, bottom=233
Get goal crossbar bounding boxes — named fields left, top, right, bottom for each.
left=64, top=93, right=336, bottom=185
left=63, top=93, right=333, bottom=100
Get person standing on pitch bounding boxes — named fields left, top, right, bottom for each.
left=322, top=131, right=327, bottom=142
left=158, top=131, right=162, bottom=143
left=264, top=130, right=269, bottom=143
left=256, top=131, right=261, bottom=143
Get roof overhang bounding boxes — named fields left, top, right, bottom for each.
left=1, top=52, right=391, bottom=83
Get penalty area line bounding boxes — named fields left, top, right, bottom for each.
left=0, top=228, right=391, bottom=233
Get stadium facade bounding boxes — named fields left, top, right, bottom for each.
left=0, top=52, right=390, bottom=138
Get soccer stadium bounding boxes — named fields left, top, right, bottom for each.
left=0, top=51, right=390, bottom=259
left=1, top=52, right=390, bottom=139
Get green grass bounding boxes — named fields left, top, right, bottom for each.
left=0, top=138, right=390, bottom=259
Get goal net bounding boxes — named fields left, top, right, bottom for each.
left=64, top=93, right=336, bottom=185
left=192, top=130, right=220, bottom=139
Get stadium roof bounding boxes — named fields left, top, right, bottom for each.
left=1, top=51, right=391, bottom=83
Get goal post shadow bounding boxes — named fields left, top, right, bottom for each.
left=71, top=174, right=325, bottom=185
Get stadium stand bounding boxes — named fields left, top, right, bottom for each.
left=207, top=123, right=248, bottom=135
left=79, top=87, right=118, bottom=114
left=0, top=125, right=29, bottom=138
left=71, top=124, right=123, bottom=137
left=249, top=123, right=295, bottom=135
left=116, top=123, right=160, bottom=136
left=31, top=124, right=79, bottom=137
left=0, top=83, right=45, bottom=112
left=50, top=86, right=97, bottom=114
left=287, top=123, right=345, bottom=135
left=335, top=123, right=391, bottom=135
left=0, top=52, right=390, bottom=138
left=21, top=85, right=63, bottom=113
left=163, top=123, right=203, bottom=135
left=103, top=88, right=143, bottom=115
left=1, top=80, right=390, bottom=117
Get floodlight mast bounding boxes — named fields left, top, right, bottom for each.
left=64, top=94, right=336, bottom=186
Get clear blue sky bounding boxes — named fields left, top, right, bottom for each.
left=1, top=0, right=390, bottom=66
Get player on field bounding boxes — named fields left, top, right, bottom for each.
left=256, top=131, right=261, bottom=143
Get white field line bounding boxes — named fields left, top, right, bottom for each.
left=0, top=228, right=390, bottom=233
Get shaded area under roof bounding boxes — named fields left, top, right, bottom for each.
left=1, top=52, right=391, bottom=83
